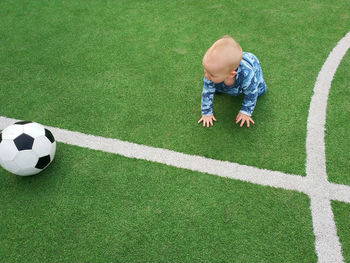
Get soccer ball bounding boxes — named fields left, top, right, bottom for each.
left=0, top=121, right=56, bottom=176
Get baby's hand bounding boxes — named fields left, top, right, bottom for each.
left=236, top=112, right=255, bottom=127
left=198, top=115, right=217, bottom=127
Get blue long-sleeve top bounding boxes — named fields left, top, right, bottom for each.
left=201, top=52, right=266, bottom=116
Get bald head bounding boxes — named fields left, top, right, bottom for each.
left=203, top=36, right=242, bottom=75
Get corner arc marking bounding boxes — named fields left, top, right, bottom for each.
left=306, top=31, right=350, bottom=263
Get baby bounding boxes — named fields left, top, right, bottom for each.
left=198, top=35, right=266, bottom=128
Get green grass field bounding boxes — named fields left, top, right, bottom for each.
left=1, top=0, right=350, bottom=262
left=1, top=145, right=317, bottom=262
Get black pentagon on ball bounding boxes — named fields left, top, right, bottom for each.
left=15, top=121, right=32, bottom=125
left=35, top=155, right=51, bottom=169
left=14, top=133, right=34, bottom=151
left=45, top=128, right=55, bottom=143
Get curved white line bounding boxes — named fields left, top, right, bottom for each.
left=306, top=31, right=350, bottom=182
left=306, top=31, right=350, bottom=263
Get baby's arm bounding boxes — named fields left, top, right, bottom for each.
left=198, top=77, right=216, bottom=127
left=240, top=76, right=259, bottom=116
left=237, top=75, right=259, bottom=127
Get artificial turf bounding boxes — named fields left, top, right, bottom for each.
left=1, top=0, right=350, bottom=262
left=1, top=0, right=349, bottom=176
left=0, top=143, right=317, bottom=263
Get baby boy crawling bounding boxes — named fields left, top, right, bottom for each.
left=198, top=35, right=266, bottom=128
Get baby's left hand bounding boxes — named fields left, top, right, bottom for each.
left=235, top=112, right=255, bottom=127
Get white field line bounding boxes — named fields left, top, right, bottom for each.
left=307, top=31, right=350, bottom=183
left=1, top=115, right=350, bottom=203
left=306, top=31, right=350, bottom=263
left=0, top=31, right=349, bottom=263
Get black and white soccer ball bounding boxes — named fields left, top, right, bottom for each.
left=0, top=121, right=56, bottom=176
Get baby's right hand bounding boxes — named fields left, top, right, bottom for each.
left=198, top=115, right=217, bottom=127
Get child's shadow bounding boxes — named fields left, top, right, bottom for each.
left=213, top=92, right=269, bottom=132
left=213, top=93, right=242, bottom=128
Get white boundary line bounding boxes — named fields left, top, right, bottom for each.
left=305, top=31, right=350, bottom=263
left=1, top=115, right=350, bottom=203
left=1, top=31, right=350, bottom=263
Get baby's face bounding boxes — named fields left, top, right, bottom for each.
left=202, top=60, right=230, bottom=84
left=203, top=68, right=228, bottom=83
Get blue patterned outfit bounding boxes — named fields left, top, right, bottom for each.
left=201, top=52, right=266, bottom=116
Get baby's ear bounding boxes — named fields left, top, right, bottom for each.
left=229, top=71, right=237, bottom=78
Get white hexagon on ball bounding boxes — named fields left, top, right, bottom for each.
left=32, top=136, right=53, bottom=157
left=0, top=140, right=18, bottom=161
left=0, top=121, right=56, bottom=176
left=1, top=159, right=20, bottom=175
left=1, top=124, right=23, bottom=140
left=14, top=151, right=39, bottom=170
left=23, top=122, right=45, bottom=138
